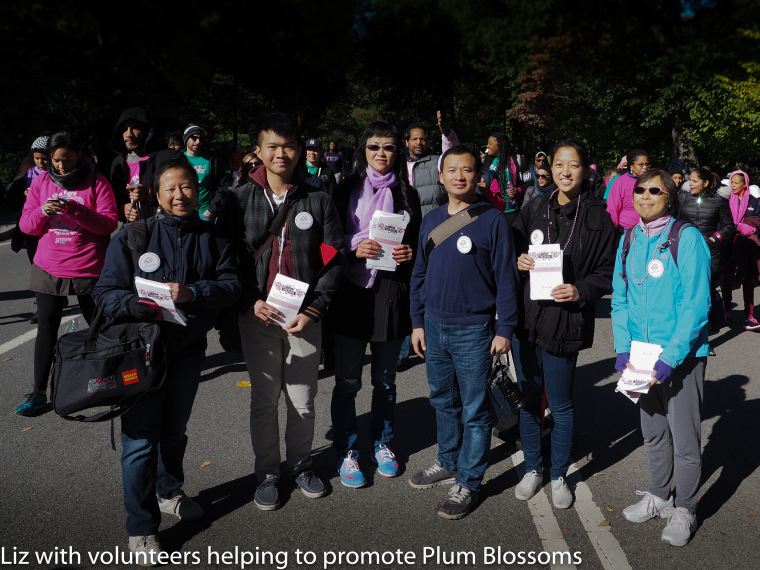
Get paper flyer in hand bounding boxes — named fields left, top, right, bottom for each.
left=529, top=244, right=563, bottom=300
left=616, top=340, right=664, bottom=402
left=266, top=274, right=309, bottom=328
left=366, top=211, right=408, bottom=271
left=134, top=276, right=187, bottom=326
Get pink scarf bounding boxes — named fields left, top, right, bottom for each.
left=728, top=170, right=751, bottom=224
left=344, top=166, right=398, bottom=288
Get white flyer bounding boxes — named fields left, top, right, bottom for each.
left=366, top=211, right=408, bottom=271
left=615, top=341, right=664, bottom=401
left=265, top=274, right=309, bottom=328
left=529, top=244, right=564, bottom=300
left=134, top=276, right=187, bottom=326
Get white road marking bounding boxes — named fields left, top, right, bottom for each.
left=511, top=451, right=632, bottom=570
left=0, top=314, right=78, bottom=357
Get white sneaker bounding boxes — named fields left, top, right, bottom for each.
left=128, top=535, right=164, bottom=567
left=661, top=507, right=696, bottom=546
left=623, top=490, right=674, bottom=523
left=551, top=477, right=573, bottom=509
left=157, top=489, right=205, bottom=521
left=515, top=470, right=542, bottom=501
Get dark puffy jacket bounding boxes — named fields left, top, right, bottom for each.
left=512, top=185, right=617, bottom=353
left=676, top=190, right=734, bottom=251
left=93, top=213, right=242, bottom=355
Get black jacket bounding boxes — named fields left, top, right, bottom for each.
left=93, top=213, right=242, bottom=356
left=217, top=171, right=347, bottom=317
left=676, top=190, right=734, bottom=258
left=513, top=184, right=617, bottom=353
left=329, top=173, right=422, bottom=341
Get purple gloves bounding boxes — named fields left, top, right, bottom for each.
left=615, top=352, right=630, bottom=373
left=653, top=359, right=674, bottom=385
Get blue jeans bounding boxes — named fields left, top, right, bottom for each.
left=511, top=334, right=577, bottom=480
left=399, top=335, right=411, bottom=359
left=120, top=352, right=204, bottom=536
left=424, top=315, right=493, bottom=492
left=331, top=334, right=404, bottom=457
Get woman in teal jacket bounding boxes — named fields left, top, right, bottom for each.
left=611, top=168, right=710, bottom=548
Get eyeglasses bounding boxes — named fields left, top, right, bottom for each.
left=366, top=144, right=397, bottom=153
left=633, top=162, right=651, bottom=168
left=633, top=186, right=664, bottom=195
left=537, top=174, right=551, bottom=179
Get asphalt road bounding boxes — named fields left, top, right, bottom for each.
left=1, top=233, right=758, bottom=570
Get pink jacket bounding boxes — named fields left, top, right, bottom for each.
left=606, top=172, right=639, bottom=229
left=20, top=171, right=119, bottom=278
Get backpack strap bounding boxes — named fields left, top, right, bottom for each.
left=425, top=204, right=492, bottom=258
left=659, top=218, right=692, bottom=268
left=619, top=226, right=635, bottom=289
left=126, top=219, right=150, bottom=270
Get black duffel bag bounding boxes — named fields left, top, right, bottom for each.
left=50, top=301, right=167, bottom=422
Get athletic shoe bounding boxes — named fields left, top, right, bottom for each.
left=623, top=490, right=675, bottom=523
left=338, top=451, right=366, bottom=488
left=514, top=470, right=542, bottom=501
left=408, top=459, right=457, bottom=489
left=294, top=470, right=326, bottom=498
left=745, top=316, right=760, bottom=331
left=661, top=507, right=696, bottom=546
left=128, top=535, right=164, bottom=567
left=254, top=476, right=280, bottom=510
left=551, top=477, right=574, bottom=509
left=14, top=392, right=47, bottom=416
left=372, top=444, right=400, bottom=477
left=157, top=489, right=205, bottom=521
left=438, top=483, right=478, bottom=520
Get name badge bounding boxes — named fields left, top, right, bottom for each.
left=138, top=252, right=161, bottom=273
left=530, top=229, right=544, bottom=245
left=457, top=236, right=472, bottom=254
left=648, top=259, right=665, bottom=278
left=295, top=212, right=313, bottom=230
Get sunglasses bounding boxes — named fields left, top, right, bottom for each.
left=537, top=174, right=551, bottom=179
left=366, top=144, right=397, bottom=153
left=633, top=186, right=665, bottom=195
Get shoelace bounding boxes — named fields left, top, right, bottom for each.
left=632, top=490, right=661, bottom=517
left=260, top=477, right=278, bottom=489
left=447, top=484, right=469, bottom=504
left=423, top=462, right=444, bottom=476
left=667, top=510, right=692, bottom=530
left=343, top=452, right=360, bottom=473
left=135, top=535, right=160, bottom=549
left=376, top=445, right=395, bottom=462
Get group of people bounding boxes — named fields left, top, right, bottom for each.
left=4, top=106, right=754, bottom=565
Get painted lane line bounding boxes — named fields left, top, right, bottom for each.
left=512, top=450, right=577, bottom=570
left=0, top=315, right=78, bottom=357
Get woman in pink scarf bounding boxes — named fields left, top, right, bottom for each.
left=329, top=121, right=422, bottom=487
left=721, top=170, right=760, bottom=331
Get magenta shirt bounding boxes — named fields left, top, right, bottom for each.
left=606, top=172, right=639, bottom=229
left=20, top=172, right=119, bottom=278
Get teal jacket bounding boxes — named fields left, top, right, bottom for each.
left=611, top=220, right=711, bottom=368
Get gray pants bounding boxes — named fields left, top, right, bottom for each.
left=639, top=357, right=706, bottom=513
left=239, top=314, right=321, bottom=480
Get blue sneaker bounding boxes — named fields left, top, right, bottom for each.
left=373, top=444, right=400, bottom=478
left=254, top=477, right=280, bottom=511
left=15, top=392, right=47, bottom=416
left=338, top=451, right=366, bottom=488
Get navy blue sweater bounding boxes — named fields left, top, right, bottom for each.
left=410, top=202, right=519, bottom=338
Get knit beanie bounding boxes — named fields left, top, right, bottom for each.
left=183, top=124, right=204, bottom=144
left=31, top=135, right=49, bottom=153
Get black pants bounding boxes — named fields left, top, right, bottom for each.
left=33, top=293, right=96, bottom=393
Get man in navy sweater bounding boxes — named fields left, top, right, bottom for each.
left=408, top=144, right=519, bottom=519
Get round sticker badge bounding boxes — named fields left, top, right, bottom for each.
left=295, top=212, right=313, bottom=230
left=648, top=259, right=665, bottom=279
left=457, top=236, right=472, bottom=254
left=138, top=252, right=161, bottom=273
left=530, top=229, right=544, bottom=245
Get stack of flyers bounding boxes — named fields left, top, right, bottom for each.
left=366, top=211, right=408, bottom=271
left=528, top=244, right=563, bottom=300
left=615, top=340, right=664, bottom=403
left=265, top=274, right=309, bottom=328
left=134, top=276, right=187, bottom=326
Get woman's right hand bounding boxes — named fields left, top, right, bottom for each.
left=516, top=253, right=535, bottom=272
left=251, top=299, right=286, bottom=326
left=43, top=198, right=67, bottom=216
left=355, top=239, right=380, bottom=259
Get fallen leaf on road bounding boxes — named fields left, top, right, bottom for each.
left=598, top=520, right=610, bottom=527
left=3, top=358, right=12, bottom=362
left=748, top=513, right=756, bottom=519
left=21, top=427, right=33, bottom=432
left=593, top=472, right=607, bottom=477
left=201, top=461, right=211, bottom=468
left=561, top=527, right=569, bottom=532
left=238, top=381, right=251, bottom=387
left=606, top=506, right=614, bottom=512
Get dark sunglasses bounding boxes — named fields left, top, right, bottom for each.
left=537, top=174, right=551, bottom=179
left=366, top=144, right=397, bottom=152
left=633, top=186, right=664, bottom=195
